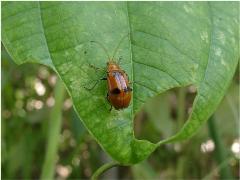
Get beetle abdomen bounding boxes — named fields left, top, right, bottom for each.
left=107, top=69, right=132, bottom=109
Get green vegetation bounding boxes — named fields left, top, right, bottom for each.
left=2, top=47, right=239, bottom=179
left=1, top=2, right=239, bottom=179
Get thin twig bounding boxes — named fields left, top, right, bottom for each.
left=91, top=161, right=120, bottom=180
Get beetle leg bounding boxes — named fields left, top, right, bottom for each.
left=106, top=93, right=110, bottom=102
left=127, top=87, right=133, bottom=91
left=106, top=93, right=112, bottom=109
left=106, top=93, right=113, bottom=111
left=117, top=56, right=123, bottom=64
left=88, top=63, right=105, bottom=72
left=84, top=76, right=106, bottom=91
left=109, top=105, right=113, bottom=111
left=84, top=79, right=101, bottom=91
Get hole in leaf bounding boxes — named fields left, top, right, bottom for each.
left=134, top=85, right=196, bottom=143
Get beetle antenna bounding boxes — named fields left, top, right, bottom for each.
left=112, top=33, right=129, bottom=60
left=90, top=40, right=111, bottom=60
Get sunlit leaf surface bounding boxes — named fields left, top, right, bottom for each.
left=2, top=2, right=239, bottom=164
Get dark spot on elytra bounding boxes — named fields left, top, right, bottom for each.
left=111, top=88, right=121, bottom=94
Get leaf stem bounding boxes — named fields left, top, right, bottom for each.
left=91, top=161, right=120, bottom=180
left=40, top=78, right=66, bottom=179
left=207, top=115, right=233, bottom=179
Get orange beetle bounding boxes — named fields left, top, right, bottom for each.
left=106, top=60, right=132, bottom=110
left=87, top=35, right=132, bottom=110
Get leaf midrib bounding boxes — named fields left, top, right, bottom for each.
left=37, top=2, right=52, bottom=66
left=201, top=2, right=214, bottom=84
left=126, top=2, right=134, bottom=128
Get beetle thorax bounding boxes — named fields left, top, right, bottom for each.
left=107, top=60, right=120, bottom=71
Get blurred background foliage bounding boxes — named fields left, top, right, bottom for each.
left=1, top=44, right=239, bottom=179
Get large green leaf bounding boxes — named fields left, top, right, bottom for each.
left=2, top=2, right=239, bottom=164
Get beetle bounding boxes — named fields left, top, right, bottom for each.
left=85, top=35, right=132, bottom=110
left=105, top=60, right=132, bottom=110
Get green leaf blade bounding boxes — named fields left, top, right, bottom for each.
left=2, top=2, right=53, bottom=67
left=165, top=2, right=239, bottom=142
left=2, top=1, right=239, bottom=164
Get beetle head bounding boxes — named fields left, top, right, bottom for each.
left=107, top=60, right=120, bottom=71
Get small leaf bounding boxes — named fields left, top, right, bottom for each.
left=2, top=2, right=239, bottom=164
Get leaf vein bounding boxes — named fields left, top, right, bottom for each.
left=3, top=5, right=38, bottom=21
left=133, top=60, right=181, bottom=85
left=126, top=2, right=134, bottom=122
left=8, top=31, right=44, bottom=44
left=134, top=29, right=196, bottom=64
left=134, top=81, right=158, bottom=94
left=38, top=2, right=52, bottom=65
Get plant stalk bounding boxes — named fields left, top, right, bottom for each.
left=207, top=115, right=233, bottom=179
left=91, top=161, right=120, bottom=180
left=40, top=78, right=66, bottom=179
